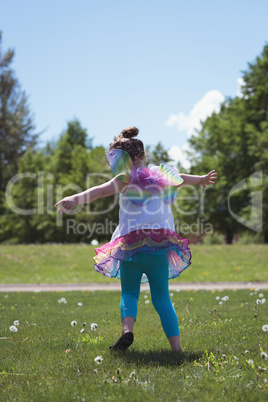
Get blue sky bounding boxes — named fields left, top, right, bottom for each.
left=1, top=0, right=268, bottom=167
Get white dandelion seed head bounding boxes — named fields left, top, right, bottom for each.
left=144, top=294, right=148, bottom=299
left=219, top=301, right=223, bottom=305
left=261, top=298, right=266, bottom=304
left=4, top=294, right=8, bottom=298
left=247, top=359, right=254, bottom=365
left=94, top=356, right=103, bottom=364
left=80, top=328, right=85, bottom=333
left=71, top=320, right=77, bottom=327
left=261, top=352, right=268, bottom=360
left=216, top=296, right=220, bottom=300
left=145, top=300, right=150, bottom=304
left=58, top=297, right=67, bottom=304
left=262, top=325, right=268, bottom=332
left=9, top=325, right=18, bottom=332
left=250, top=292, right=254, bottom=296
left=91, top=323, right=98, bottom=331
left=259, top=293, right=264, bottom=298
left=170, top=293, right=174, bottom=297
left=244, top=350, right=249, bottom=354
left=221, top=296, right=229, bottom=301
left=129, top=370, right=136, bottom=379
left=233, top=356, right=239, bottom=360
left=77, top=302, right=83, bottom=307
left=14, top=320, right=19, bottom=326
left=256, top=299, right=261, bottom=305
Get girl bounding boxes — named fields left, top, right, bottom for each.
left=55, top=127, right=217, bottom=352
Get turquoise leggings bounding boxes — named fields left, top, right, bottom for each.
left=120, top=252, right=180, bottom=338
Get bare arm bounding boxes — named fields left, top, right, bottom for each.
left=54, top=177, right=127, bottom=214
left=179, top=170, right=217, bottom=188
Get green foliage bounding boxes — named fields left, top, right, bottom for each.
left=203, top=233, right=225, bottom=245
left=146, top=142, right=172, bottom=165
left=188, top=44, right=268, bottom=243
left=0, top=32, right=37, bottom=194
left=0, top=290, right=268, bottom=401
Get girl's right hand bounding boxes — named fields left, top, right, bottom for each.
left=54, top=196, right=78, bottom=214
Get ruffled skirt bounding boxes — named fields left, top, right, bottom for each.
left=94, top=228, right=191, bottom=283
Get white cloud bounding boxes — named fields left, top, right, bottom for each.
left=166, top=90, right=225, bottom=137
left=168, top=143, right=191, bottom=170
left=236, top=77, right=245, bottom=98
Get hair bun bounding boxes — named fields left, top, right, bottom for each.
left=121, top=126, right=139, bottom=139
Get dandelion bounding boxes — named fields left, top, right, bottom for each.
left=262, top=325, right=268, bottom=332
left=247, top=359, right=254, bottom=365
left=258, top=366, right=266, bottom=372
left=261, top=298, right=266, bottom=304
left=250, top=292, right=254, bottom=296
left=91, top=239, right=99, bottom=246
left=216, top=296, right=220, bottom=300
left=129, top=370, right=136, bottom=380
left=259, top=293, right=264, bottom=298
left=256, top=299, right=261, bottom=305
left=71, top=320, right=77, bottom=327
left=219, top=301, right=223, bottom=305
left=14, top=320, right=19, bottom=326
left=58, top=297, right=67, bottom=304
left=91, top=323, right=98, bottom=331
left=145, top=300, right=150, bottom=304
left=9, top=325, right=18, bottom=332
left=244, top=350, right=249, bottom=354
left=94, top=356, right=103, bottom=364
left=221, top=296, right=229, bottom=301
left=170, top=293, right=174, bottom=297
left=233, top=356, right=239, bottom=360
left=144, top=295, right=148, bottom=299
left=80, top=328, right=85, bottom=333
left=261, top=352, right=268, bottom=360
left=4, top=295, right=8, bottom=298
left=77, top=302, right=83, bottom=307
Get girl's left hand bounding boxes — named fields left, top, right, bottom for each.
left=200, top=170, right=217, bottom=188
left=54, top=195, right=78, bottom=214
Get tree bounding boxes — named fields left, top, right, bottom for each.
left=146, top=142, right=172, bottom=165
left=187, top=44, right=268, bottom=243
left=0, top=32, right=37, bottom=196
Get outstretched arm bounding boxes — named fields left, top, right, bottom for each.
left=54, top=177, right=126, bottom=214
left=179, top=170, right=217, bottom=188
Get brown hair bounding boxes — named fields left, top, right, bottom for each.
left=109, top=126, right=145, bottom=164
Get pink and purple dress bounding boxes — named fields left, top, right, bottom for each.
left=94, top=149, right=191, bottom=283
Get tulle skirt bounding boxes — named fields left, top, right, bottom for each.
left=94, top=228, right=191, bottom=283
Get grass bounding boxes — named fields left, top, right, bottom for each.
left=1, top=289, right=268, bottom=401
left=0, top=244, right=268, bottom=284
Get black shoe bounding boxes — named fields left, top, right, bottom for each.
left=109, top=332, right=134, bottom=351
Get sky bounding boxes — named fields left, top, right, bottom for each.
left=1, top=0, right=268, bottom=167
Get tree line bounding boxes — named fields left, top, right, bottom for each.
left=0, top=31, right=267, bottom=244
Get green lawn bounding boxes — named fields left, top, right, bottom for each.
left=1, top=290, right=268, bottom=401
left=0, top=244, right=267, bottom=284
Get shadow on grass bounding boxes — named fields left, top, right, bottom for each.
left=113, top=349, right=203, bottom=367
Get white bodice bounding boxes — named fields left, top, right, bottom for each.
left=111, top=192, right=175, bottom=241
